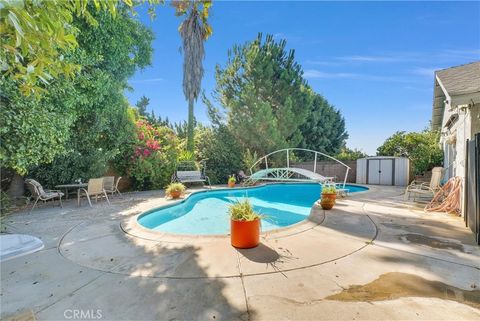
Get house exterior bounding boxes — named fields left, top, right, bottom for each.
left=432, top=61, right=480, bottom=183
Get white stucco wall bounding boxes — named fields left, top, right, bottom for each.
left=438, top=95, right=478, bottom=217
left=439, top=102, right=474, bottom=182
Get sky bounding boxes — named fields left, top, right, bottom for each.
left=126, top=1, right=480, bottom=155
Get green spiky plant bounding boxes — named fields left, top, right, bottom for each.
left=322, top=185, right=337, bottom=194
left=165, top=182, right=186, bottom=196
left=229, top=199, right=262, bottom=221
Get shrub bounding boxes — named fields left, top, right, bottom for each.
left=229, top=199, right=262, bottom=221
left=120, top=119, right=179, bottom=190
left=195, top=125, right=242, bottom=184
left=0, top=191, right=12, bottom=216
left=165, top=182, right=186, bottom=196
left=242, top=148, right=258, bottom=173
left=335, top=147, right=367, bottom=161
left=377, top=129, right=443, bottom=175
left=322, top=185, right=337, bottom=194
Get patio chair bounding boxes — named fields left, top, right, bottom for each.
left=78, top=178, right=110, bottom=207
left=404, top=167, right=443, bottom=201
left=237, top=170, right=249, bottom=182
left=103, top=176, right=122, bottom=197
left=25, top=179, right=64, bottom=213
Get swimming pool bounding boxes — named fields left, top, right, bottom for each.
left=138, top=183, right=368, bottom=235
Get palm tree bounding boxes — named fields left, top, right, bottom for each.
left=173, top=0, right=212, bottom=153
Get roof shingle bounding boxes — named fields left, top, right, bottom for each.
left=435, top=61, right=480, bottom=96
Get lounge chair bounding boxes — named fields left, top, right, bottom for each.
left=78, top=178, right=110, bottom=207
left=405, top=167, right=443, bottom=201
left=237, top=170, right=249, bottom=181
left=103, top=176, right=122, bottom=197
left=25, top=179, right=64, bottom=213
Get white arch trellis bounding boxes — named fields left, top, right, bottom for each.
left=248, top=148, right=351, bottom=188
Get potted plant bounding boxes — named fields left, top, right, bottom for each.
left=229, top=199, right=261, bottom=248
left=228, top=175, right=236, bottom=188
left=165, top=182, right=186, bottom=199
left=320, top=185, right=337, bottom=210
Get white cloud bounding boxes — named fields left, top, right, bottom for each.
left=303, top=69, right=355, bottom=79
left=306, top=48, right=479, bottom=67
left=304, top=69, right=414, bottom=83
left=129, top=78, right=165, bottom=84
left=410, top=67, right=438, bottom=77
left=336, top=55, right=402, bottom=63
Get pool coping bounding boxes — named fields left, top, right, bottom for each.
left=120, top=182, right=372, bottom=244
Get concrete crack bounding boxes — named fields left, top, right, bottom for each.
left=236, top=250, right=251, bottom=321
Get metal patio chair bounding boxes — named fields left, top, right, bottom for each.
left=78, top=178, right=110, bottom=207
left=405, top=167, right=443, bottom=200
left=103, top=176, right=122, bottom=197
left=25, top=179, right=64, bottom=213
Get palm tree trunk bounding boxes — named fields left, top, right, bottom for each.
left=186, top=99, right=195, bottom=152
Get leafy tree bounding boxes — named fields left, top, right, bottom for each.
left=172, top=119, right=199, bottom=140
left=0, top=78, right=75, bottom=175
left=24, top=6, right=154, bottom=187
left=119, top=118, right=179, bottom=190
left=336, top=147, right=367, bottom=161
left=172, top=0, right=212, bottom=153
left=195, top=125, right=242, bottom=184
left=0, top=0, right=160, bottom=96
left=135, top=95, right=150, bottom=116
left=157, top=116, right=171, bottom=127
left=298, top=93, right=348, bottom=154
left=377, top=129, right=443, bottom=175
left=207, top=34, right=313, bottom=156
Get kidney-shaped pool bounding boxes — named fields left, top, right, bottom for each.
left=137, top=183, right=368, bottom=235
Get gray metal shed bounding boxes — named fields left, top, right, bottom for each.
left=356, top=157, right=410, bottom=186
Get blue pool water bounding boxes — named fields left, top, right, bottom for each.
left=138, top=183, right=368, bottom=235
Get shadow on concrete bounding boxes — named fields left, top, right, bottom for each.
left=1, top=192, right=253, bottom=321
left=237, top=243, right=280, bottom=264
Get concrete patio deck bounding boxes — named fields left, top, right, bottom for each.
left=1, top=185, right=479, bottom=320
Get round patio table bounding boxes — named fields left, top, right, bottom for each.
left=55, top=183, right=88, bottom=201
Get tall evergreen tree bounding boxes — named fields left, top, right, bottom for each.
left=135, top=95, right=150, bottom=117
left=208, top=34, right=313, bottom=155
left=298, top=94, right=348, bottom=154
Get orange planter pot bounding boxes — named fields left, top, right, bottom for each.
left=321, top=192, right=337, bottom=202
left=320, top=192, right=336, bottom=210
left=228, top=181, right=235, bottom=188
left=231, top=219, right=260, bottom=249
left=320, top=198, right=335, bottom=210
left=169, top=191, right=181, bottom=199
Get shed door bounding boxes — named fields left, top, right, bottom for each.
left=368, top=160, right=380, bottom=184
left=379, top=159, right=393, bottom=185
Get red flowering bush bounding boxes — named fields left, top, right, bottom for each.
left=123, top=119, right=179, bottom=190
